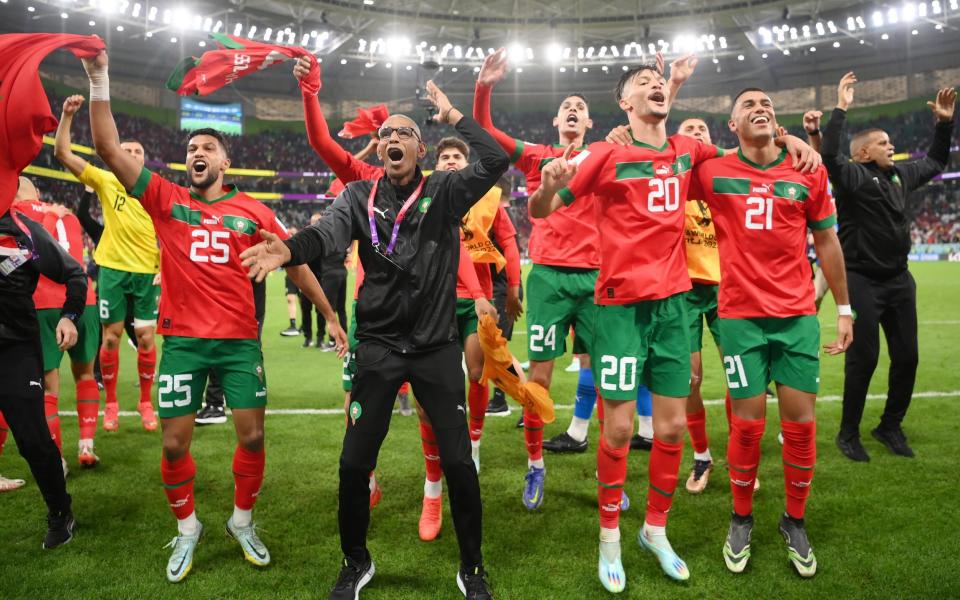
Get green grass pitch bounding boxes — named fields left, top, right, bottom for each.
left=2, top=263, right=959, bottom=598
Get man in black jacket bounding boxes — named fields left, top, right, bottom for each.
left=1, top=178, right=87, bottom=548
left=820, top=72, right=956, bottom=461
left=241, top=81, right=508, bottom=600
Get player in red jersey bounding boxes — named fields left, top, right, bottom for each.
left=13, top=179, right=101, bottom=471
left=531, top=64, right=820, bottom=591
left=691, top=88, right=852, bottom=578
left=82, top=48, right=345, bottom=583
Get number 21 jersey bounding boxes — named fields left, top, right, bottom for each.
left=130, top=168, right=288, bottom=339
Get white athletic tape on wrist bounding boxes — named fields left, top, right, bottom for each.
left=88, top=70, right=110, bottom=102
left=837, top=304, right=853, bottom=317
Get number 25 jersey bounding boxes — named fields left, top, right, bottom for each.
left=558, top=135, right=722, bottom=305
left=130, top=168, right=289, bottom=339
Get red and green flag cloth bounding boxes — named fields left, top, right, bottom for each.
left=166, top=33, right=320, bottom=97
left=338, top=104, right=390, bottom=139
left=0, top=33, right=105, bottom=215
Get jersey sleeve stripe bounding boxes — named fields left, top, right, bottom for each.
left=809, top=213, right=837, bottom=230
left=510, top=139, right=525, bottom=163
left=558, top=187, right=575, bottom=206
left=615, top=161, right=653, bottom=180
left=130, top=167, right=153, bottom=198
left=712, top=176, right=751, bottom=195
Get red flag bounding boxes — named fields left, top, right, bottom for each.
left=338, top=104, right=390, bottom=139
left=0, top=33, right=105, bottom=215
left=167, top=33, right=320, bottom=97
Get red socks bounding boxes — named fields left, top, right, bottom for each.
left=138, top=346, right=156, bottom=406
left=0, top=410, right=8, bottom=455
left=781, top=419, right=816, bottom=520
left=524, top=411, right=544, bottom=462
left=420, top=421, right=443, bottom=483
left=76, top=379, right=100, bottom=440
left=597, top=436, right=628, bottom=529
left=161, top=453, right=197, bottom=519
left=100, top=346, right=119, bottom=406
left=645, top=437, right=683, bottom=527
left=44, top=393, right=62, bottom=453
left=727, top=413, right=766, bottom=516
left=233, top=446, right=266, bottom=511
left=398, top=381, right=410, bottom=395
left=467, top=381, right=488, bottom=442
left=686, top=409, right=708, bottom=454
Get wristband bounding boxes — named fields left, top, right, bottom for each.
left=806, top=128, right=820, bottom=137
left=61, top=312, right=80, bottom=325
left=88, top=68, right=110, bottom=102
left=837, top=304, right=853, bottom=317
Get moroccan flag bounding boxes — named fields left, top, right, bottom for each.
left=166, top=33, right=320, bottom=97
left=338, top=104, right=390, bottom=139
left=460, top=186, right=507, bottom=271
left=0, top=33, right=105, bottom=215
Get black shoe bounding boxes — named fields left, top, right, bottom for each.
left=329, top=556, right=375, bottom=600
left=485, top=393, right=511, bottom=417
left=542, top=432, right=588, bottom=453
left=321, top=340, right=337, bottom=352
left=280, top=326, right=300, bottom=337
left=196, top=403, right=227, bottom=426
left=779, top=513, right=817, bottom=577
left=43, top=509, right=75, bottom=549
left=303, top=338, right=313, bottom=348
left=630, top=434, right=652, bottom=451
left=515, top=413, right=525, bottom=429
left=871, top=426, right=915, bottom=458
left=835, top=433, right=870, bottom=462
left=457, top=566, right=493, bottom=599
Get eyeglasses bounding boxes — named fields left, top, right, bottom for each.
left=377, top=126, right=421, bottom=141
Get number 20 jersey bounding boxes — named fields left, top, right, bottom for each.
left=557, top=135, right=722, bottom=305
left=131, top=168, right=288, bottom=339
left=691, top=149, right=836, bottom=319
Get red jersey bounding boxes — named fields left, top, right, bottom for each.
left=14, top=201, right=96, bottom=309
left=131, top=169, right=289, bottom=339
left=691, top=149, right=837, bottom=318
left=559, top=135, right=722, bottom=305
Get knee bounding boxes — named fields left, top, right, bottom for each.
left=604, top=421, right=633, bottom=449
left=655, top=415, right=688, bottom=443
left=467, top=365, right=483, bottom=382
left=162, top=432, right=190, bottom=461
left=137, top=330, right=155, bottom=350
left=102, top=331, right=121, bottom=350
left=238, top=428, right=264, bottom=453
left=892, top=349, right=919, bottom=372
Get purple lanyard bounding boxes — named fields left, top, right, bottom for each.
left=367, top=176, right=426, bottom=255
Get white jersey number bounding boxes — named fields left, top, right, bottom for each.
left=158, top=374, right=193, bottom=408
left=647, top=177, right=681, bottom=213
left=189, top=230, right=230, bottom=264
left=745, top=197, right=774, bottom=230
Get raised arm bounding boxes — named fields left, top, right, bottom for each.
left=54, top=95, right=91, bottom=178
left=81, top=51, right=141, bottom=191
left=900, top=87, right=956, bottom=192
left=803, top=110, right=823, bottom=153
left=473, top=49, right=521, bottom=157
left=529, top=144, right=577, bottom=218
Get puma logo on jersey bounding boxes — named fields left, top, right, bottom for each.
left=655, top=164, right=672, bottom=177
left=372, top=207, right=390, bottom=219
left=752, top=184, right=771, bottom=194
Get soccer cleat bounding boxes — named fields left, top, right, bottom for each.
left=836, top=433, right=870, bottom=462
left=543, top=432, right=588, bottom=454
left=779, top=514, right=817, bottom=578
left=103, top=403, right=119, bottom=432
left=302, top=338, right=313, bottom=348
left=638, top=526, right=690, bottom=581
left=226, top=517, right=271, bottom=567
left=396, top=392, right=413, bottom=417
left=522, top=466, right=546, bottom=510
left=0, top=474, right=26, bottom=492
left=61, top=458, right=69, bottom=479
left=620, top=489, right=630, bottom=512
left=777, top=431, right=784, bottom=445
left=139, top=403, right=158, bottom=431
left=165, top=522, right=204, bottom=583
left=369, top=479, right=382, bottom=509
left=457, top=566, right=493, bottom=599
left=419, top=495, right=442, bottom=541
left=329, top=556, right=375, bottom=600
left=280, top=326, right=300, bottom=337
left=485, top=393, right=511, bottom=417
left=43, top=508, right=76, bottom=549
left=598, top=541, right=626, bottom=593
left=629, top=434, right=652, bottom=451
left=78, top=443, right=100, bottom=469
left=871, top=426, right=915, bottom=458
left=722, top=513, right=754, bottom=573
left=685, top=459, right=713, bottom=494
left=515, top=413, right=525, bottom=429
left=196, top=403, right=227, bottom=425
left=321, top=340, right=337, bottom=352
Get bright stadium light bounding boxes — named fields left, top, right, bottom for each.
left=507, top=43, right=524, bottom=62
left=932, top=0, right=942, bottom=13
left=301, top=33, right=309, bottom=45
left=118, top=0, right=128, bottom=13
left=737, top=54, right=745, bottom=60
left=856, top=16, right=866, bottom=28
left=203, top=17, right=212, bottom=32
left=719, top=36, right=727, bottom=48
left=815, top=22, right=825, bottom=35
left=904, top=2, right=917, bottom=20
left=131, top=2, right=140, bottom=17
left=887, top=7, right=899, bottom=23
left=60, top=11, right=68, bottom=18
left=233, top=23, right=242, bottom=35
left=610, top=45, right=620, bottom=57
left=833, top=40, right=841, bottom=47
left=802, top=25, right=811, bottom=38
left=881, top=32, right=890, bottom=39
left=247, top=25, right=257, bottom=37
left=213, top=20, right=222, bottom=32
left=170, top=36, right=178, bottom=43
left=545, top=42, right=562, bottom=63
left=27, top=5, right=35, bottom=12
left=148, top=6, right=157, bottom=20
left=116, top=24, right=124, bottom=31
left=847, top=16, right=856, bottom=30
left=872, top=10, right=884, bottom=26
left=89, top=19, right=96, bottom=26
left=827, top=20, right=837, bottom=33
left=263, top=27, right=272, bottom=41
left=809, top=46, right=817, bottom=52
left=199, top=40, right=206, bottom=47
left=919, top=2, right=928, bottom=16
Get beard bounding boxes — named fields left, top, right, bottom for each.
left=190, top=170, right=218, bottom=190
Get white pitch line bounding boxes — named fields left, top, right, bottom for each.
left=59, top=390, right=960, bottom=417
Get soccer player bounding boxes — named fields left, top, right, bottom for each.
left=242, top=79, right=506, bottom=600
left=81, top=48, right=345, bottom=582
left=691, top=87, right=853, bottom=577
left=54, top=94, right=159, bottom=432
left=823, top=73, right=956, bottom=461
left=13, top=179, right=101, bottom=469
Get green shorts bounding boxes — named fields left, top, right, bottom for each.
left=718, top=315, right=821, bottom=399
left=342, top=302, right=359, bottom=393
left=456, top=298, right=478, bottom=347
left=97, top=265, right=159, bottom=326
left=38, top=305, right=100, bottom=372
left=157, top=336, right=267, bottom=418
left=525, top=264, right=598, bottom=361
left=685, top=283, right=721, bottom=353
left=590, top=293, right=691, bottom=400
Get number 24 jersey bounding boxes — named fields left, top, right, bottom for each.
left=130, top=168, right=289, bottom=340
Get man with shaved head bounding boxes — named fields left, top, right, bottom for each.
left=821, top=73, right=956, bottom=462
left=242, top=80, right=508, bottom=600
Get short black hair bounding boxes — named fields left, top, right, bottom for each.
left=562, top=93, right=589, bottom=107
left=732, top=87, right=766, bottom=105
left=186, top=128, right=230, bottom=157
left=614, top=63, right=661, bottom=102
left=436, top=137, right=469, bottom=160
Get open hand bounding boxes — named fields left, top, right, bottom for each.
left=837, top=71, right=857, bottom=110
left=478, top=48, right=508, bottom=87
left=240, top=229, right=292, bottom=282
left=927, top=87, right=957, bottom=122
left=824, top=315, right=854, bottom=355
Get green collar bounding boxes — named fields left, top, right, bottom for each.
left=553, top=142, right=588, bottom=151
left=631, top=134, right=669, bottom=152
left=737, top=147, right=787, bottom=171
left=190, top=185, right=239, bottom=204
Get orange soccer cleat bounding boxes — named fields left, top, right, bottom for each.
left=138, top=402, right=158, bottom=432
left=418, top=495, right=442, bottom=541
